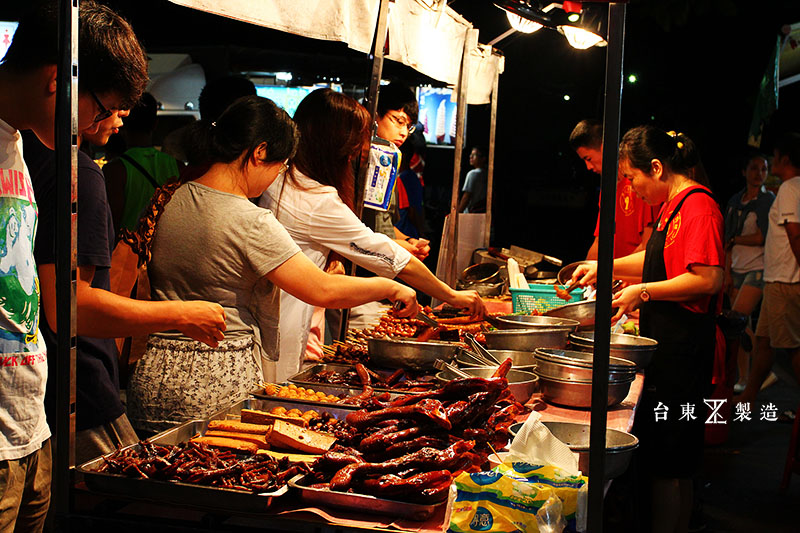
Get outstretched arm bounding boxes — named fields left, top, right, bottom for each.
left=266, top=252, right=419, bottom=316
left=39, top=264, right=227, bottom=347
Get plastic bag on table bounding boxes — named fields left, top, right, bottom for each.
left=447, top=463, right=587, bottom=532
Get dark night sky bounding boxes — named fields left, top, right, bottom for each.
left=3, top=0, right=800, bottom=264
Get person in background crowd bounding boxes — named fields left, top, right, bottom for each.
left=259, top=89, right=484, bottom=381
left=734, top=132, right=800, bottom=420
left=369, top=82, right=430, bottom=261
left=572, top=126, right=723, bottom=533
left=723, top=149, right=775, bottom=394
left=0, top=1, right=148, bottom=529
left=161, top=75, right=257, bottom=166
left=124, top=96, right=418, bottom=432
left=458, top=146, right=488, bottom=213
left=570, top=119, right=658, bottom=260
left=103, top=92, right=180, bottom=235
left=395, top=138, right=426, bottom=239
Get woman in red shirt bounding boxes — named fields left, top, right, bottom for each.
left=573, top=126, right=724, bottom=533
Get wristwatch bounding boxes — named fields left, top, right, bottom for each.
left=640, top=284, right=651, bottom=302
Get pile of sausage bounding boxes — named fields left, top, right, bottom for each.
left=96, top=440, right=308, bottom=493
left=305, top=361, right=525, bottom=503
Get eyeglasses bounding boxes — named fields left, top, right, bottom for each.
left=386, top=113, right=416, bottom=134
left=89, top=90, right=113, bottom=123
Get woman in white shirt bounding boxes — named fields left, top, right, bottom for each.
left=259, top=89, right=485, bottom=380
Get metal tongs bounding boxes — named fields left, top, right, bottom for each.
left=433, top=358, right=472, bottom=379
left=463, top=332, right=502, bottom=365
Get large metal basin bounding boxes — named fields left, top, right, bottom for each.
left=367, top=337, right=459, bottom=371
left=456, top=349, right=537, bottom=372
left=484, top=328, right=569, bottom=352
left=536, top=374, right=633, bottom=408
left=568, top=331, right=658, bottom=369
left=509, top=421, right=639, bottom=478
left=493, top=315, right=580, bottom=331
left=435, top=367, right=539, bottom=404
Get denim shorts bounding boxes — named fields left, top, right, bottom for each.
left=731, top=270, right=764, bottom=290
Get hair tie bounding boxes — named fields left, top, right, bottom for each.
left=666, top=130, right=684, bottom=149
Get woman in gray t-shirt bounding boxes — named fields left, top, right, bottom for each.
left=124, top=96, right=418, bottom=432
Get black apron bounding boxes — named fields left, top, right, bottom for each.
left=635, top=187, right=717, bottom=478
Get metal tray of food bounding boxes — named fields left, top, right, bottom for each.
left=288, top=364, right=431, bottom=394
left=252, top=383, right=408, bottom=408
left=288, top=474, right=442, bottom=521
left=77, top=397, right=351, bottom=511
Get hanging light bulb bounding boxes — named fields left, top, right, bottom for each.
left=506, top=11, right=543, bottom=33
left=560, top=25, right=605, bottom=49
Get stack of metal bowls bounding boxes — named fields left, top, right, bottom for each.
left=484, top=316, right=578, bottom=352
left=568, top=331, right=658, bottom=369
left=435, top=366, right=539, bottom=404
left=532, top=348, right=637, bottom=408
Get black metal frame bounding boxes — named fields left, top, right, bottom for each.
left=587, top=3, right=627, bottom=532
left=53, top=0, right=79, bottom=525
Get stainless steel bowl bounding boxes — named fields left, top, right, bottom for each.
left=534, top=348, right=637, bottom=371
left=484, top=328, right=570, bottom=352
left=509, top=421, right=639, bottom=478
left=461, top=262, right=501, bottom=284
left=544, top=301, right=595, bottom=331
left=367, top=337, right=460, bottom=371
left=536, top=374, right=634, bottom=408
left=568, top=331, right=658, bottom=369
left=435, top=367, right=539, bottom=404
left=534, top=359, right=636, bottom=383
left=494, top=315, right=580, bottom=331
left=557, top=261, right=590, bottom=285
left=457, top=349, right=537, bottom=372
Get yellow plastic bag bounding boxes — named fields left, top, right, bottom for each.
left=448, top=463, right=587, bottom=532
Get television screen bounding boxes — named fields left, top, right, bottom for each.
left=254, top=84, right=341, bottom=118
left=417, top=86, right=458, bottom=145
left=0, top=21, right=19, bottom=61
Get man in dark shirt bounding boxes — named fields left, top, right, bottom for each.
left=26, top=107, right=227, bottom=463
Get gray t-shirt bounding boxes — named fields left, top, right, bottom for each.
left=148, top=182, right=300, bottom=361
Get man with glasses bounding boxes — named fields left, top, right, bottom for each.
left=0, top=2, right=148, bottom=529
left=371, top=82, right=430, bottom=260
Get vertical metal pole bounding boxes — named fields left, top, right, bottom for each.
left=444, top=28, right=477, bottom=287
left=484, top=56, right=500, bottom=248
left=338, top=0, right=389, bottom=341
left=53, top=0, right=78, bottom=522
left=588, top=4, right=626, bottom=532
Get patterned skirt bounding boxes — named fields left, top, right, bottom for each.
left=126, top=335, right=259, bottom=433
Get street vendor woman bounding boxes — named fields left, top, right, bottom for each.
left=123, top=96, right=418, bottom=432
left=572, top=126, right=723, bottom=533
left=259, top=88, right=485, bottom=381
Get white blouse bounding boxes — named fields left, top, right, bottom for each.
left=259, top=171, right=412, bottom=381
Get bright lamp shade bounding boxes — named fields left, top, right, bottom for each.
left=506, top=12, right=543, bottom=33
left=560, top=25, right=606, bottom=49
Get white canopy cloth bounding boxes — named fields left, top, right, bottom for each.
left=167, top=0, right=379, bottom=53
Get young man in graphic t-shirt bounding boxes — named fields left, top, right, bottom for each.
left=0, top=2, right=148, bottom=529
left=570, top=119, right=659, bottom=259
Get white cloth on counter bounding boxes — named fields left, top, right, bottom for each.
left=259, top=171, right=412, bottom=381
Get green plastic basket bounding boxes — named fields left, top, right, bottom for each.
left=510, top=283, right=585, bottom=313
